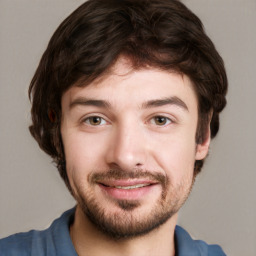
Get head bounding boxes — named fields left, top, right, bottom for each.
left=29, top=0, right=227, bottom=239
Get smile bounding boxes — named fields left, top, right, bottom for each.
left=98, top=180, right=159, bottom=200
left=104, top=184, right=151, bottom=190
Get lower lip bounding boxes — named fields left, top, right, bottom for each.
left=98, top=184, right=158, bottom=200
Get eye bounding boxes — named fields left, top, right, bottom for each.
left=84, top=116, right=107, bottom=126
left=150, top=116, right=172, bottom=126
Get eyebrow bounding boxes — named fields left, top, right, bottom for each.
left=142, top=96, right=189, bottom=111
left=69, top=96, right=188, bottom=111
left=69, top=97, right=111, bottom=109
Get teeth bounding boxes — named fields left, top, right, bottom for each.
left=113, top=184, right=149, bottom=190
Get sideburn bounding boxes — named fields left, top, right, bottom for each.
left=52, top=120, right=74, bottom=196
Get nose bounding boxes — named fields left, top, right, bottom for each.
left=105, top=121, right=147, bottom=171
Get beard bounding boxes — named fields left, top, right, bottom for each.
left=72, top=169, right=194, bottom=240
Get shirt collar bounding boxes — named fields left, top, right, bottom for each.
left=175, top=225, right=201, bottom=256
left=51, top=207, right=78, bottom=256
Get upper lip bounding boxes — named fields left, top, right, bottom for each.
left=98, top=179, right=158, bottom=187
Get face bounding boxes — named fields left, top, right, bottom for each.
left=61, top=58, right=210, bottom=239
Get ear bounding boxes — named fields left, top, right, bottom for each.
left=195, top=126, right=211, bottom=160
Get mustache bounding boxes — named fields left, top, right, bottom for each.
left=89, top=169, right=168, bottom=187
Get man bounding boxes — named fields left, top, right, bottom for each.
left=0, top=0, right=228, bottom=255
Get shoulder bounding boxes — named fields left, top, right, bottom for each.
left=0, top=208, right=77, bottom=256
left=175, top=226, right=226, bottom=256
left=195, top=239, right=226, bottom=256
left=0, top=229, right=49, bottom=256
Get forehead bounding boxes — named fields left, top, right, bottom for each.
left=61, top=57, right=198, bottom=112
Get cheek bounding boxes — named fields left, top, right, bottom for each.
left=152, top=133, right=196, bottom=182
left=63, top=132, right=109, bottom=176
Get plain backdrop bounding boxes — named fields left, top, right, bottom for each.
left=0, top=1, right=255, bottom=255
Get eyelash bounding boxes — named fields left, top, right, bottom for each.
left=82, top=115, right=173, bottom=127
left=83, top=116, right=107, bottom=126
left=149, top=116, right=172, bottom=126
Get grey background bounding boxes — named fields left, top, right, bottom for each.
left=0, top=0, right=255, bottom=255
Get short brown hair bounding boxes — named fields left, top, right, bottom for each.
left=29, top=0, right=227, bottom=191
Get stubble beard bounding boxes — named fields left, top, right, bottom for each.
left=73, top=169, right=194, bottom=240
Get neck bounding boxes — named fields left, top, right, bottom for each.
left=70, top=206, right=177, bottom=256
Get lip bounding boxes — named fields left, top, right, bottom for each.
left=99, top=179, right=158, bottom=187
left=98, top=179, right=159, bottom=200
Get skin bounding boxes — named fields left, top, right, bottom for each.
left=61, top=58, right=210, bottom=256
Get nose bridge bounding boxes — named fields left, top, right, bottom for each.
left=106, top=117, right=147, bottom=170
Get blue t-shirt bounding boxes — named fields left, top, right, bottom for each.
left=0, top=208, right=226, bottom=256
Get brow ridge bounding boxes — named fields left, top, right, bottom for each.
left=69, top=96, right=188, bottom=112
left=69, top=97, right=111, bottom=109
left=142, top=96, right=188, bottom=111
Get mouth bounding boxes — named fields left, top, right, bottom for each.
left=97, top=179, right=159, bottom=200
left=106, top=183, right=151, bottom=190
